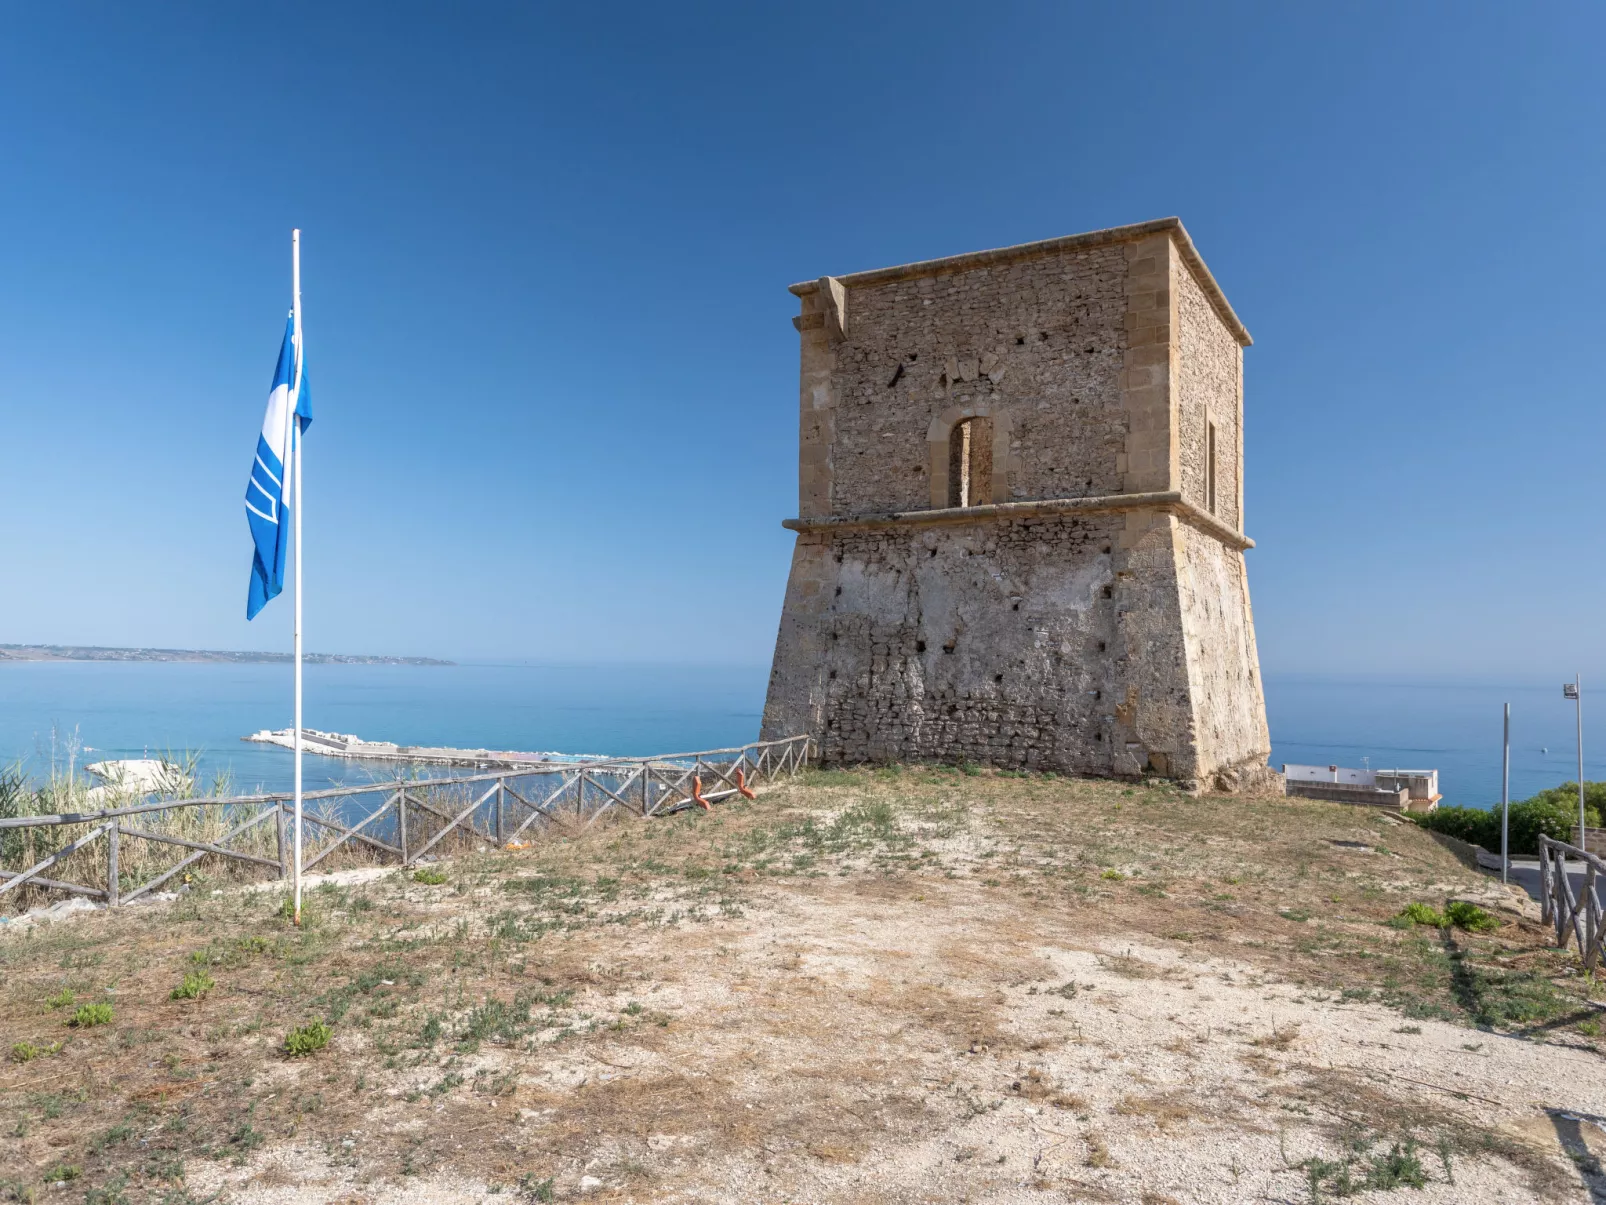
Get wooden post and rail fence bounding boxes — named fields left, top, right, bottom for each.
left=1538, top=833, right=1606, bottom=970
left=0, top=734, right=812, bottom=911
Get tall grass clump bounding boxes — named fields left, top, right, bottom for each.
left=0, top=736, right=281, bottom=913
left=2, top=733, right=495, bottom=914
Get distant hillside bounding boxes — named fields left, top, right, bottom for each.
left=0, top=644, right=453, bottom=666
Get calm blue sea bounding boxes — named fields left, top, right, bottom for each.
left=0, top=661, right=769, bottom=796
left=1, top=662, right=1600, bottom=807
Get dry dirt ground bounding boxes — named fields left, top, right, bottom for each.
left=5, top=767, right=1606, bottom=1204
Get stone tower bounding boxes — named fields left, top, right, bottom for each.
left=760, top=218, right=1274, bottom=792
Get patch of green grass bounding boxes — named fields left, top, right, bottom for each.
left=91, top=1121, right=133, bottom=1153
left=1444, top=900, right=1499, bottom=933
left=1450, top=958, right=1568, bottom=1028
left=1397, top=902, right=1447, bottom=928
left=11, top=1039, right=63, bottom=1062
left=171, top=970, right=216, bottom=1000
left=1099, top=869, right=1126, bottom=881
left=67, top=1002, right=113, bottom=1028
left=83, top=1171, right=131, bottom=1205
left=44, top=988, right=74, bottom=1010
left=519, top=1174, right=557, bottom=1201
left=42, top=1163, right=81, bottom=1183
left=284, top=1018, right=332, bottom=1057
left=229, top=1122, right=266, bottom=1157
left=1303, top=1137, right=1428, bottom=1199
left=412, top=867, right=448, bottom=885
left=1365, top=1141, right=1428, bottom=1189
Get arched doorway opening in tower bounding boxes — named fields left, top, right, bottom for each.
left=946, top=415, right=994, bottom=508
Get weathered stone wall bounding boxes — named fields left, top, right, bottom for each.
left=826, top=244, right=1131, bottom=515
left=764, top=220, right=1274, bottom=791
left=1175, top=260, right=1242, bottom=528
left=764, top=513, right=1130, bottom=772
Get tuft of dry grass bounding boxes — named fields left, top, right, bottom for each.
left=1252, top=1023, right=1301, bottom=1050
left=1114, top=1090, right=1203, bottom=1131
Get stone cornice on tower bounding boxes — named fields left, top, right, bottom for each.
left=788, top=217, right=1252, bottom=349
left=781, top=491, right=1254, bottom=552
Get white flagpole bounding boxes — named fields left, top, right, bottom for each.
left=291, top=228, right=304, bottom=926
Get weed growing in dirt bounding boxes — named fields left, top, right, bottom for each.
left=44, top=988, right=74, bottom=1010
left=1444, top=901, right=1499, bottom=933
left=284, top=1019, right=332, bottom=1056
left=67, top=1003, right=112, bottom=1028
left=1395, top=902, right=1446, bottom=928
left=518, top=1173, right=557, bottom=1201
left=413, top=867, right=448, bottom=885
left=11, top=1040, right=63, bottom=1063
left=1303, top=1137, right=1427, bottom=1200
left=1446, top=953, right=1567, bottom=1027
left=170, top=970, right=215, bottom=1000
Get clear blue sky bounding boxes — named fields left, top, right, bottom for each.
left=2, top=3, right=1601, bottom=674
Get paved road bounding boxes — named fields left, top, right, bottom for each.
left=1491, top=855, right=1599, bottom=908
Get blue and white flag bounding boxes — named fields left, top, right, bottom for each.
left=245, top=315, right=312, bottom=619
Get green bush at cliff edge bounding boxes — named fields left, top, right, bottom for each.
left=1409, top=782, right=1605, bottom=856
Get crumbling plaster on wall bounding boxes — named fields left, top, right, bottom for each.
left=1173, top=522, right=1273, bottom=786
left=763, top=515, right=1126, bottom=772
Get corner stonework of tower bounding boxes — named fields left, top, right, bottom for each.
left=760, top=218, right=1280, bottom=795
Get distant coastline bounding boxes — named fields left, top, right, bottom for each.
left=0, top=644, right=454, bottom=666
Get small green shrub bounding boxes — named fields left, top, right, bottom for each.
left=11, top=1040, right=62, bottom=1063
left=1100, top=869, right=1126, bottom=881
left=519, top=1175, right=556, bottom=1202
left=284, top=1018, right=332, bottom=1056
left=67, top=1003, right=113, bottom=1028
left=171, top=970, right=216, bottom=1000
left=1397, top=902, right=1446, bottom=928
left=42, top=1163, right=81, bottom=1183
left=45, top=988, right=74, bottom=1010
left=1366, top=1141, right=1428, bottom=1189
left=1445, top=900, right=1499, bottom=933
left=412, top=867, right=448, bottom=885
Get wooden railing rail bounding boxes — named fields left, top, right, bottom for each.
left=1537, top=834, right=1606, bottom=969
left=0, top=734, right=812, bottom=910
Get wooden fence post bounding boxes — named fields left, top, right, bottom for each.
left=495, top=783, right=505, bottom=847
left=107, top=820, right=120, bottom=908
left=276, top=804, right=288, bottom=881
left=1588, top=862, right=1600, bottom=971
left=398, top=788, right=409, bottom=866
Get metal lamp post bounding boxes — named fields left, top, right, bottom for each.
left=1501, top=702, right=1510, bottom=883
left=1565, top=676, right=1584, bottom=850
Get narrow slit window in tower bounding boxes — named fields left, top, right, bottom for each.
left=1206, top=419, right=1218, bottom=515
left=947, top=416, right=993, bottom=508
